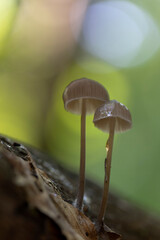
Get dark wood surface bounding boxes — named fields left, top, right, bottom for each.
left=0, top=135, right=160, bottom=240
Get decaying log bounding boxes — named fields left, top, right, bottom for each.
left=0, top=135, right=160, bottom=240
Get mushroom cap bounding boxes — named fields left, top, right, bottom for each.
left=93, top=100, right=132, bottom=132
left=63, top=78, right=109, bottom=115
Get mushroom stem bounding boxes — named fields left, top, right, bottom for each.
left=76, top=99, right=86, bottom=210
left=97, top=119, right=116, bottom=228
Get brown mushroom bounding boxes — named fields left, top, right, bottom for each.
left=93, top=100, right=132, bottom=228
left=63, top=78, right=109, bottom=210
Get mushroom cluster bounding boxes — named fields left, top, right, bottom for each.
left=63, top=78, right=132, bottom=228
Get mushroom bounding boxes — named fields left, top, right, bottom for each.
left=93, top=100, right=132, bottom=228
left=63, top=78, right=109, bottom=210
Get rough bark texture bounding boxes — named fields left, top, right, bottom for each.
left=0, top=135, right=160, bottom=240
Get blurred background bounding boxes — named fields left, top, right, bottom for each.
left=0, top=0, right=160, bottom=215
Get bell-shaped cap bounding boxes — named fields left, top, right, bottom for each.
left=63, top=78, right=109, bottom=115
left=93, top=100, right=132, bottom=132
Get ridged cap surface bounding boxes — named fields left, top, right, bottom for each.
left=63, top=78, right=109, bottom=114
left=93, top=100, right=132, bottom=132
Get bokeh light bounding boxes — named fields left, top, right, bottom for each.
left=77, top=0, right=160, bottom=68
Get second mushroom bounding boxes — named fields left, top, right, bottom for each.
left=93, top=100, right=132, bottom=229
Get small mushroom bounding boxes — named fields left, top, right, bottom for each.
left=93, top=100, right=132, bottom=228
left=63, top=78, right=109, bottom=210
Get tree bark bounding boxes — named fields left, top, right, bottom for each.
left=0, top=135, right=159, bottom=240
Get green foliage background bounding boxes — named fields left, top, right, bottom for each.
left=0, top=0, right=160, bottom=215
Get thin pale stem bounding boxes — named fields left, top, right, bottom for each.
left=76, top=100, right=86, bottom=210
left=97, top=119, right=116, bottom=228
